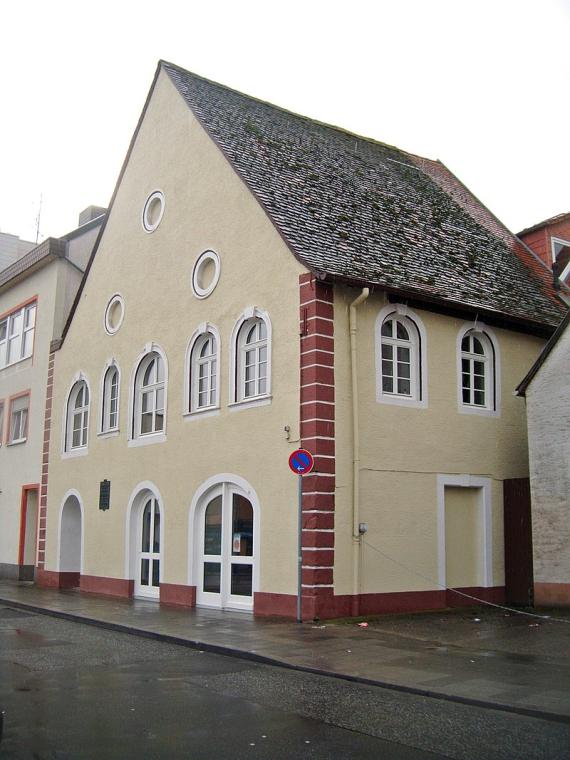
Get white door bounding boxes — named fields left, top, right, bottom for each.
left=136, top=496, right=161, bottom=599
left=197, top=484, right=255, bottom=611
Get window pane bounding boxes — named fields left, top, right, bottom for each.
left=461, top=358, right=469, bottom=373
left=258, top=377, right=266, bottom=395
left=382, top=376, right=393, bottom=393
left=396, top=320, right=409, bottom=340
left=259, top=346, right=267, bottom=364
left=381, top=360, right=393, bottom=378
left=474, top=361, right=484, bottom=376
left=397, top=362, right=410, bottom=379
left=397, top=378, right=411, bottom=395
left=23, top=330, right=34, bottom=357
left=141, top=412, right=153, bottom=434
left=462, top=387, right=470, bottom=403
left=461, top=336, right=470, bottom=352
left=473, top=337, right=484, bottom=355
left=204, top=496, right=222, bottom=555
left=381, top=320, right=393, bottom=337
left=231, top=564, right=252, bottom=597
left=397, top=346, right=410, bottom=362
left=141, top=559, right=149, bottom=586
left=462, top=373, right=471, bottom=390
left=25, top=305, right=36, bottom=328
left=142, top=502, right=151, bottom=552
left=0, top=320, right=6, bottom=341
left=381, top=343, right=393, bottom=359
left=155, top=411, right=164, bottom=431
left=200, top=337, right=212, bottom=358
left=244, top=380, right=255, bottom=398
left=143, top=359, right=154, bottom=386
left=152, top=559, right=160, bottom=587
left=203, top=562, right=221, bottom=593
left=156, top=388, right=164, bottom=412
left=474, top=374, right=485, bottom=390
left=259, top=320, right=267, bottom=340
left=246, top=324, right=257, bottom=344
left=474, top=390, right=485, bottom=406
left=232, top=495, right=254, bottom=556
left=156, top=357, right=164, bottom=382
left=153, top=503, right=160, bottom=552
left=142, top=392, right=152, bottom=414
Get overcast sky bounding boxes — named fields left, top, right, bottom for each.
left=1, top=0, right=568, bottom=244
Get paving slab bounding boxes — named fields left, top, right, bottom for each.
left=0, top=580, right=569, bottom=722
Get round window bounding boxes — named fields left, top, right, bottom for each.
left=104, top=294, right=125, bottom=334
left=142, top=190, right=165, bottom=233
left=192, top=250, right=221, bottom=299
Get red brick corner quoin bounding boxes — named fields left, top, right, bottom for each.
left=298, top=273, right=335, bottom=619
left=36, top=350, right=56, bottom=577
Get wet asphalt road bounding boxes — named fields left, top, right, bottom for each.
left=0, top=605, right=568, bottom=760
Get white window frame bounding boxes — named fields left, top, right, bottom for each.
left=184, top=323, right=221, bottom=419
left=551, top=236, right=570, bottom=282
left=229, top=308, right=272, bottom=410
left=128, top=343, right=168, bottom=447
left=62, top=375, right=90, bottom=457
left=99, top=360, right=121, bottom=436
left=0, top=400, right=4, bottom=446
left=456, top=322, right=501, bottom=417
left=375, top=303, right=428, bottom=409
left=8, top=392, right=30, bottom=445
left=142, top=190, right=165, bottom=233
left=0, top=301, right=37, bottom=369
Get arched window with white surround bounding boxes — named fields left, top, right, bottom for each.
left=65, top=379, right=90, bottom=452
left=375, top=305, right=427, bottom=408
left=186, top=325, right=220, bottom=415
left=230, top=308, right=272, bottom=406
left=132, top=351, right=166, bottom=438
left=457, top=323, right=500, bottom=415
left=100, top=362, right=120, bottom=433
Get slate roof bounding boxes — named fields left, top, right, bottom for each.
left=164, top=63, right=565, bottom=330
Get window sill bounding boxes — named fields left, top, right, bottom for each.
left=376, top=393, right=427, bottom=409
left=184, top=407, right=220, bottom=421
left=228, top=395, right=272, bottom=412
left=458, top=404, right=500, bottom=418
left=62, top=447, right=88, bottom=459
left=97, top=429, right=120, bottom=439
left=7, top=438, right=27, bottom=446
left=0, top=354, right=33, bottom=372
left=128, top=432, right=167, bottom=448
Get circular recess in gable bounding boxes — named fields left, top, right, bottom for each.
left=142, top=190, right=165, bottom=233
left=192, top=250, right=221, bottom=299
left=104, top=294, right=125, bottom=335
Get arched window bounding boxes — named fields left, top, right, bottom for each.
left=237, top=318, right=268, bottom=401
left=189, top=330, right=219, bottom=412
left=460, top=330, right=494, bottom=409
left=101, top=364, right=120, bottom=432
left=376, top=306, right=426, bottom=406
left=133, top=352, right=165, bottom=437
left=66, top=380, right=89, bottom=451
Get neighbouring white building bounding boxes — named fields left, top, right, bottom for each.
left=0, top=207, right=105, bottom=580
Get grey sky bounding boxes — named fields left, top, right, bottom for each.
left=1, top=0, right=568, bottom=242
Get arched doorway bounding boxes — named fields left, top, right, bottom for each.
left=59, top=493, right=83, bottom=587
left=192, top=478, right=258, bottom=612
left=127, top=484, right=163, bottom=600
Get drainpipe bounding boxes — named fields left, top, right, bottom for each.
left=349, top=287, right=369, bottom=615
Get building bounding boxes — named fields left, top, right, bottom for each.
left=516, top=310, right=570, bottom=607
left=0, top=207, right=105, bottom=580
left=0, top=231, right=36, bottom=271
left=36, top=61, right=566, bottom=619
left=518, top=212, right=570, bottom=290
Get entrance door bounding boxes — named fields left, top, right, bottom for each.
left=136, top=496, right=160, bottom=599
left=197, top=485, right=255, bottom=611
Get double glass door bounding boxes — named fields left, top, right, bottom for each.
left=136, top=496, right=160, bottom=598
left=198, top=485, right=255, bottom=611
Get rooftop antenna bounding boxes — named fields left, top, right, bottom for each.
left=35, top=194, right=43, bottom=244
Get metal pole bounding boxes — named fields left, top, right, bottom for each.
left=297, top=473, right=302, bottom=623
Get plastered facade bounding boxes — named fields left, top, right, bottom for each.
left=0, top=258, right=82, bottom=576
left=44, top=71, right=306, bottom=598
left=525, top=322, right=570, bottom=604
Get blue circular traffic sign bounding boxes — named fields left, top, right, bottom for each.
left=288, top=449, right=314, bottom=475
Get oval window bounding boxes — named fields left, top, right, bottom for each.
left=142, top=190, right=165, bottom=233
left=104, top=294, right=125, bottom=334
left=192, top=250, right=221, bottom=299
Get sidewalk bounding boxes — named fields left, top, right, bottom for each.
left=1, top=580, right=569, bottom=722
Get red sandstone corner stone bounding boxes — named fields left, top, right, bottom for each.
left=302, top=513, right=334, bottom=530
left=302, top=549, right=334, bottom=566
left=302, top=530, right=334, bottom=548
left=302, top=568, right=334, bottom=585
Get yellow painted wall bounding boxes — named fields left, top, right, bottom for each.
left=333, top=285, right=544, bottom=596
left=45, top=70, right=306, bottom=593
left=444, top=486, right=482, bottom=588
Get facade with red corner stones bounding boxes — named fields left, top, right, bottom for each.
left=0, top=210, right=104, bottom=583
left=35, top=62, right=567, bottom=620
left=518, top=212, right=570, bottom=289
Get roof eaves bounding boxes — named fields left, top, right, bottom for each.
left=0, top=237, right=67, bottom=291
left=515, top=308, right=570, bottom=396
left=517, top=211, right=570, bottom=238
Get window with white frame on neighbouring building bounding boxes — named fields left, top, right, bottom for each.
left=8, top=393, right=30, bottom=444
left=0, top=301, right=36, bottom=368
